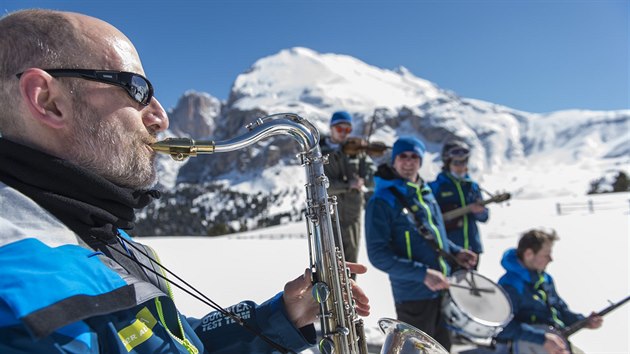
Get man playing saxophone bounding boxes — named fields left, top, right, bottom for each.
left=0, top=9, right=369, bottom=354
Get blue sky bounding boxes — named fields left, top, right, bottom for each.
left=3, top=0, right=628, bottom=113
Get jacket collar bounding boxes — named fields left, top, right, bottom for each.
left=0, top=138, right=159, bottom=247
left=500, top=248, right=550, bottom=285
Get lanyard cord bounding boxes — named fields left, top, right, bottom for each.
left=387, top=186, right=457, bottom=266
left=96, top=234, right=295, bottom=354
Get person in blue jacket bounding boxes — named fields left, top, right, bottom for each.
left=429, top=140, right=488, bottom=269
left=0, top=9, right=369, bottom=354
left=365, top=136, right=478, bottom=351
left=495, top=229, right=602, bottom=354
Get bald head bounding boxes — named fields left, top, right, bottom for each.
left=63, top=12, right=142, bottom=72
left=0, top=9, right=141, bottom=137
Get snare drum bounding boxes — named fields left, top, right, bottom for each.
left=442, top=270, right=513, bottom=339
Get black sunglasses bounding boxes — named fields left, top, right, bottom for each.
left=16, top=69, right=154, bottom=106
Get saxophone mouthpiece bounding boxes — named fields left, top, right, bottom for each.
left=150, top=137, right=199, bottom=161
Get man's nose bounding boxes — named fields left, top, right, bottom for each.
left=143, top=97, right=169, bottom=133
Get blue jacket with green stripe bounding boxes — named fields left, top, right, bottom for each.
left=496, top=248, right=585, bottom=344
left=0, top=183, right=315, bottom=354
left=429, top=172, right=488, bottom=254
left=365, top=168, right=462, bottom=303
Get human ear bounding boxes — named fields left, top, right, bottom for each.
left=17, top=68, right=70, bottom=129
left=522, top=249, right=534, bottom=264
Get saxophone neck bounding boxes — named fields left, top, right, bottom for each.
left=150, top=113, right=320, bottom=161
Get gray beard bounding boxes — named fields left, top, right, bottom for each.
left=69, top=103, right=157, bottom=189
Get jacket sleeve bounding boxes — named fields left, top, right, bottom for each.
left=188, top=293, right=315, bottom=354
left=473, top=208, right=489, bottom=223
left=365, top=197, right=428, bottom=282
left=447, top=239, right=463, bottom=256
left=471, top=183, right=489, bottom=222
left=428, top=180, right=440, bottom=198
left=495, top=285, right=547, bottom=345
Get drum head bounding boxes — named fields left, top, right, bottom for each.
left=448, top=270, right=512, bottom=326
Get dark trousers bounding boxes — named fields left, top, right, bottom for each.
left=338, top=221, right=360, bottom=264
left=395, top=297, right=451, bottom=351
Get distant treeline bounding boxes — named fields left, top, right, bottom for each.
left=588, top=170, right=630, bottom=194
left=133, top=182, right=304, bottom=237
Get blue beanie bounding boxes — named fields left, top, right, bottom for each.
left=391, top=136, right=426, bottom=163
left=330, top=111, right=353, bottom=126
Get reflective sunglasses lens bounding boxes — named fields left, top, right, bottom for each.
left=334, top=125, right=351, bottom=134
left=130, top=75, right=151, bottom=105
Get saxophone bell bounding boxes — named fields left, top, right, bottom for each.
left=379, top=318, right=449, bottom=354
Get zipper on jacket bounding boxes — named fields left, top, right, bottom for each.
left=447, top=174, right=470, bottom=250
left=405, top=231, right=412, bottom=260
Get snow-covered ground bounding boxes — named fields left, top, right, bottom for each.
left=142, top=191, right=629, bottom=354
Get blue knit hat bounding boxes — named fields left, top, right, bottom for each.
left=391, top=136, right=426, bottom=163
left=330, top=111, right=353, bottom=126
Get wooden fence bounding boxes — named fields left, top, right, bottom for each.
left=556, top=199, right=630, bottom=215
left=228, top=233, right=307, bottom=240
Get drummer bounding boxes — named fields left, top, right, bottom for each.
left=495, top=229, right=603, bottom=354
left=365, top=136, right=478, bottom=351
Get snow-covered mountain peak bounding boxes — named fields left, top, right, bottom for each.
left=229, top=47, right=446, bottom=119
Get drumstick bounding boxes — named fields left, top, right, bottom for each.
left=457, top=271, right=492, bottom=296
left=448, top=282, right=496, bottom=293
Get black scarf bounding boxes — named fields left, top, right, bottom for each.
left=0, top=138, right=159, bottom=247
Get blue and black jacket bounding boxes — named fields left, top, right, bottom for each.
left=429, top=172, right=488, bottom=254
left=496, top=248, right=585, bottom=345
left=0, top=182, right=315, bottom=354
left=365, top=165, right=462, bottom=303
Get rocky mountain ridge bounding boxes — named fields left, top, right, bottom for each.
left=136, top=47, right=630, bottom=236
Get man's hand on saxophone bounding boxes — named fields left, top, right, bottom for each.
left=283, top=263, right=371, bottom=329
left=346, top=262, right=371, bottom=317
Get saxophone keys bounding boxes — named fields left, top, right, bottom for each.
left=336, top=326, right=350, bottom=336
left=318, top=337, right=335, bottom=354
left=312, top=282, right=331, bottom=303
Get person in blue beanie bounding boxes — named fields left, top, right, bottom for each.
left=365, top=136, right=477, bottom=351
left=429, top=140, right=489, bottom=270
left=320, top=111, right=375, bottom=268
left=495, top=229, right=603, bottom=354
left=0, top=9, right=370, bottom=354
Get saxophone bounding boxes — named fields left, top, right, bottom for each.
left=151, top=113, right=447, bottom=354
